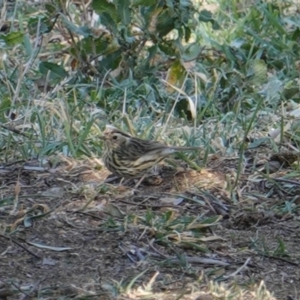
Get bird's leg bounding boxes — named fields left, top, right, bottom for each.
left=119, top=177, right=137, bottom=185
left=134, top=173, right=147, bottom=189
left=133, top=165, right=161, bottom=189
left=119, top=177, right=125, bottom=185
left=104, top=175, right=120, bottom=183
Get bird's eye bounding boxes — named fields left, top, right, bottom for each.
left=112, top=135, right=118, bottom=140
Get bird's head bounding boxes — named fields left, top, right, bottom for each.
left=101, top=125, right=131, bottom=150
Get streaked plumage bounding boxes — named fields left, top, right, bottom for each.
left=101, top=125, right=199, bottom=182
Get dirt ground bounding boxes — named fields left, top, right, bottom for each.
left=0, top=154, right=299, bottom=300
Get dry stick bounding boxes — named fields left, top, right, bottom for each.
left=70, top=210, right=105, bottom=220
left=273, top=178, right=300, bottom=187
left=118, top=198, right=181, bottom=210
left=148, top=238, right=169, bottom=258
left=258, top=174, right=296, bottom=196
left=10, top=281, right=32, bottom=298
left=148, top=238, right=229, bottom=266
left=1, top=159, right=26, bottom=166
left=144, top=272, right=160, bottom=291
left=193, top=74, right=198, bottom=131
left=168, top=256, right=230, bottom=266
left=0, top=0, right=7, bottom=20
left=12, top=172, right=21, bottom=213
left=0, top=125, right=31, bottom=138
left=122, top=87, right=127, bottom=115
left=224, top=257, right=251, bottom=279
left=19, top=280, right=42, bottom=300
left=258, top=253, right=299, bottom=266
left=0, top=234, right=41, bottom=259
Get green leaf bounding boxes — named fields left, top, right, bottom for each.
left=248, top=138, right=270, bottom=149
left=158, top=41, right=176, bottom=56
left=76, top=35, right=120, bottom=57
left=75, top=118, right=95, bottom=154
left=0, top=32, right=24, bottom=46
left=99, top=12, right=119, bottom=35
left=157, top=12, right=175, bottom=37
left=247, top=59, right=268, bottom=86
left=32, top=112, right=46, bottom=147
left=121, top=27, right=135, bottom=43
left=180, top=0, right=192, bottom=7
left=198, top=9, right=220, bottom=29
left=165, top=59, right=186, bottom=93
left=0, top=96, right=11, bottom=121
left=282, top=86, right=299, bottom=100
left=60, top=14, right=92, bottom=37
left=39, top=62, right=68, bottom=79
left=184, top=26, right=191, bottom=42
left=183, top=42, right=202, bottom=61
left=92, top=0, right=119, bottom=22
left=198, top=9, right=213, bottom=22
left=117, top=0, right=131, bottom=25
left=261, top=4, right=286, bottom=35
left=23, top=34, right=32, bottom=56
left=45, top=3, right=56, bottom=14
left=28, top=16, right=54, bottom=35
left=166, top=0, right=174, bottom=9
left=132, top=0, right=157, bottom=6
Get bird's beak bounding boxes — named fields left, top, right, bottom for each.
left=99, top=135, right=107, bottom=140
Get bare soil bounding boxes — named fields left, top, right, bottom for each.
left=0, top=155, right=299, bottom=300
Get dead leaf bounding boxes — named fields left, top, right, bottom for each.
left=42, top=258, right=57, bottom=265
left=104, top=203, right=125, bottom=217
left=27, top=242, right=72, bottom=251
left=160, top=196, right=184, bottom=206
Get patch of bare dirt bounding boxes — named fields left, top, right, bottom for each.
left=0, top=156, right=299, bottom=299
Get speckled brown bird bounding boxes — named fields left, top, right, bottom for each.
left=101, top=125, right=199, bottom=185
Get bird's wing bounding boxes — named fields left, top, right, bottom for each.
left=123, top=138, right=167, bottom=159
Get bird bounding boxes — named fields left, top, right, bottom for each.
left=100, top=125, right=200, bottom=187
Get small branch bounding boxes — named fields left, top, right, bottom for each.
left=0, top=234, right=41, bottom=259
